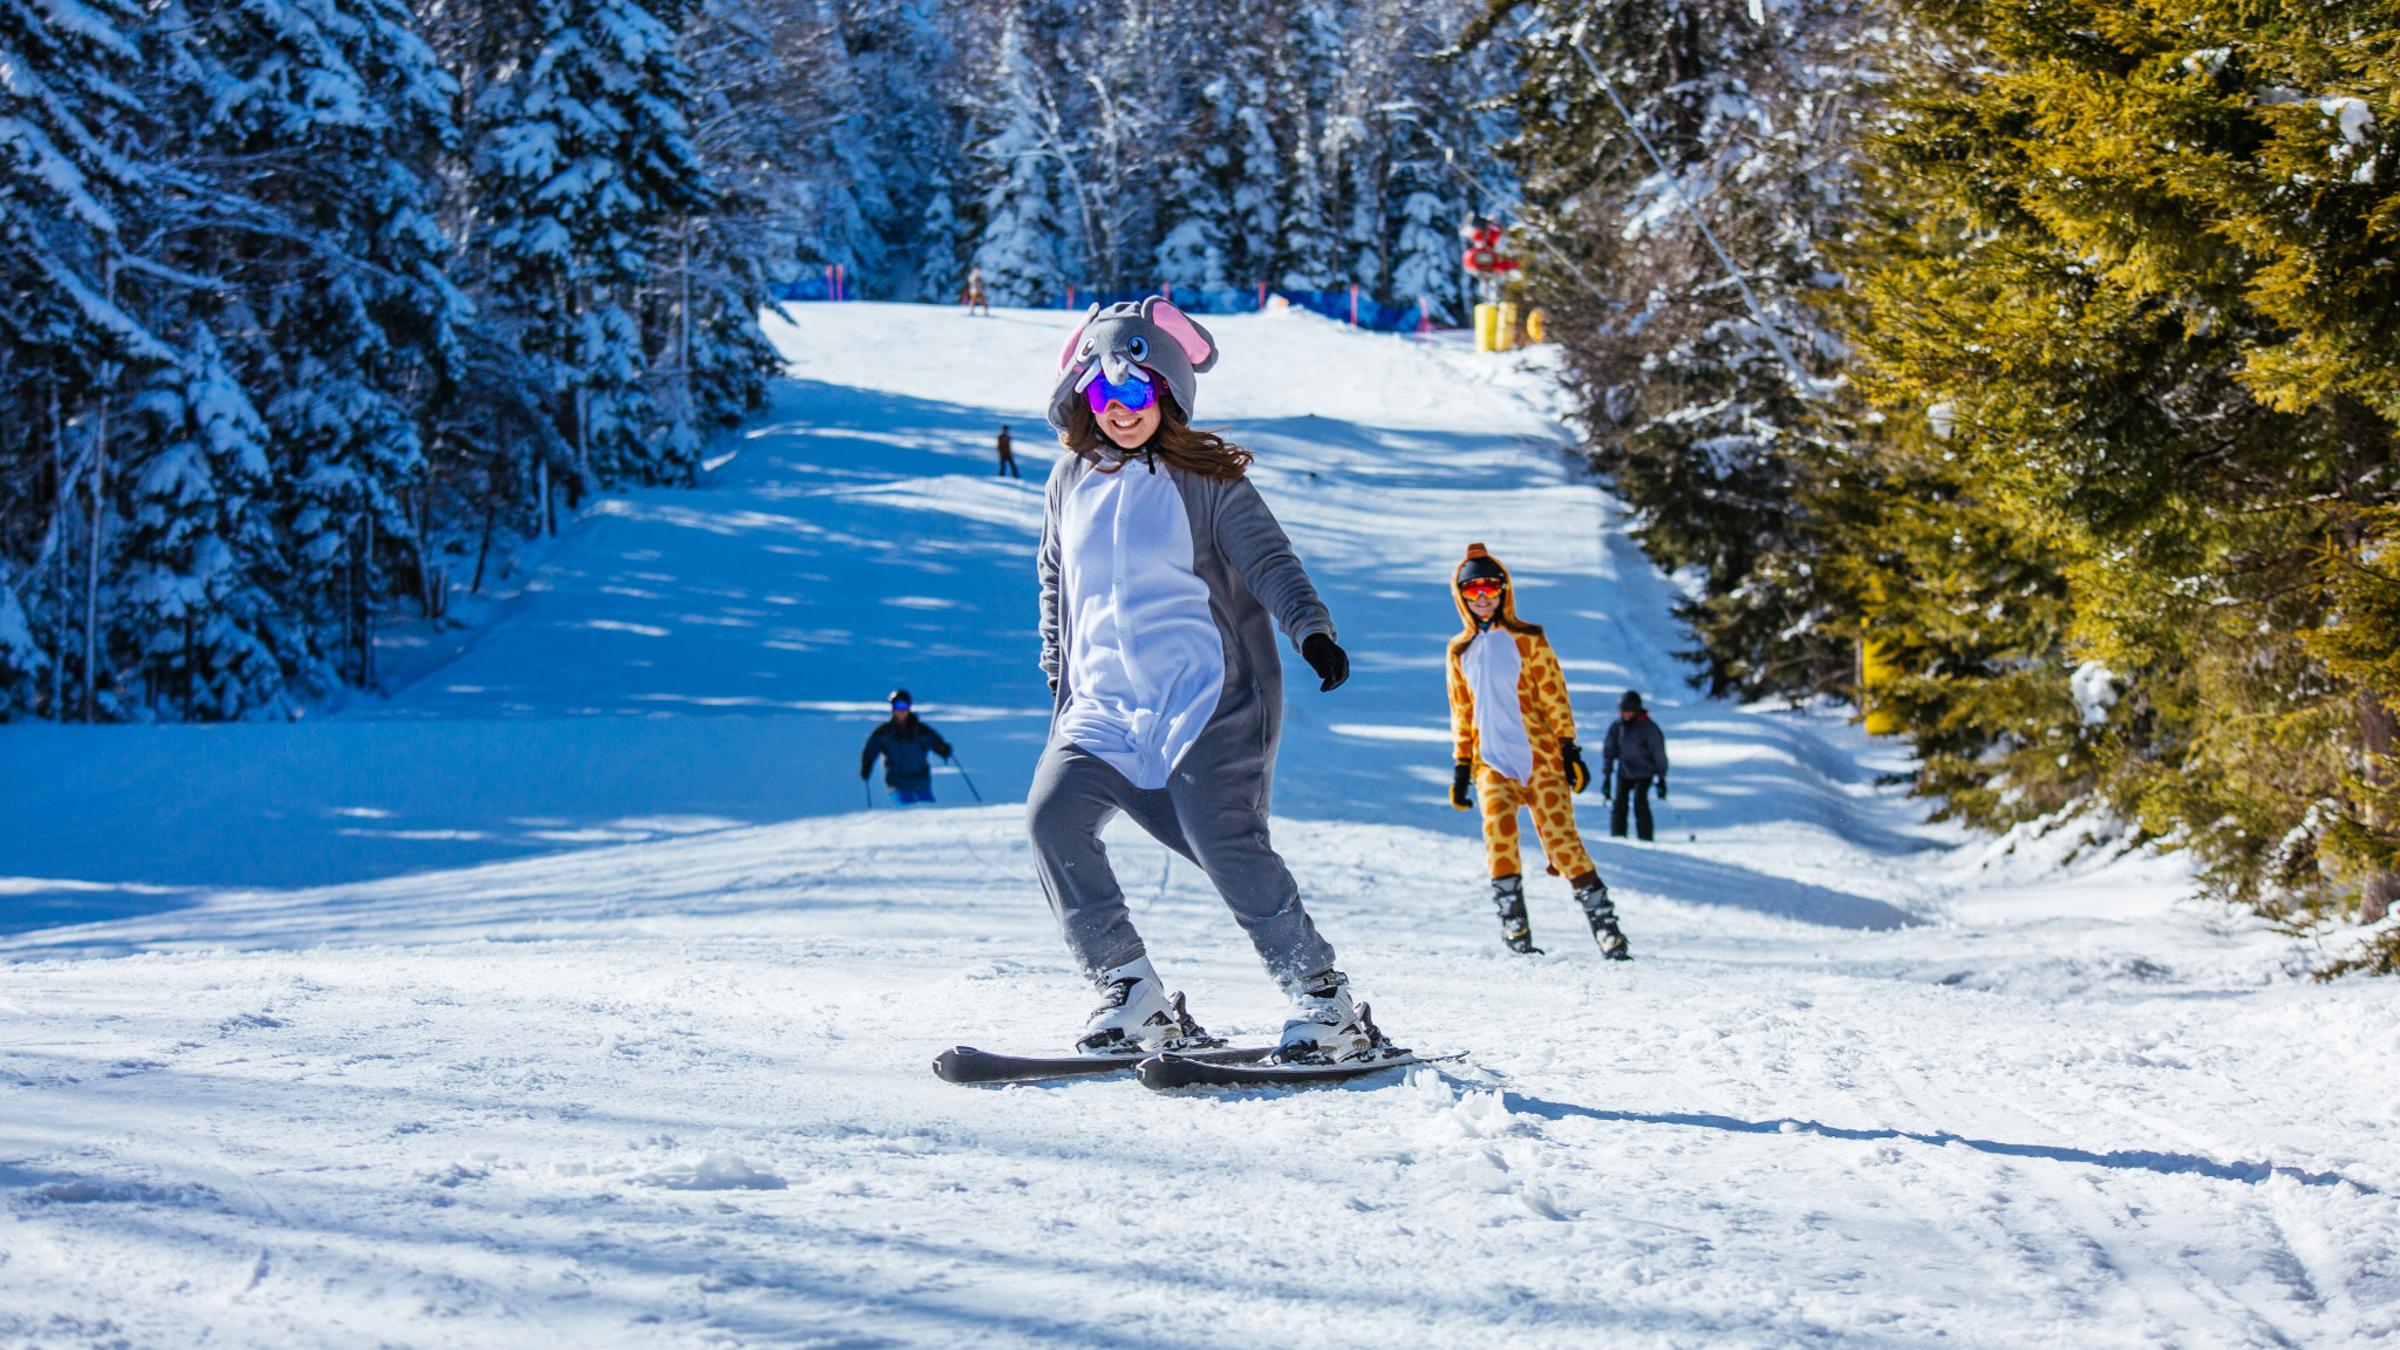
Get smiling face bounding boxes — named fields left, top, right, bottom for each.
left=1097, top=397, right=1161, bottom=449
left=1465, top=587, right=1503, bottom=620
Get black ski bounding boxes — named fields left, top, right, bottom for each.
left=933, top=1042, right=1278, bottom=1086
left=1136, top=1049, right=1456, bottom=1091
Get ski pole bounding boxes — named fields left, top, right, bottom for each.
left=863, top=778, right=874, bottom=810
left=1664, top=790, right=1694, bottom=842
left=949, top=756, right=984, bottom=803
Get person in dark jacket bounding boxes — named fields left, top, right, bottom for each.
left=1602, top=689, right=1669, bottom=841
left=996, top=425, right=1020, bottom=479
left=861, top=688, right=953, bottom=805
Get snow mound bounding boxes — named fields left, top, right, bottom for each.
left=635, top=1151, right=787, bottom=1191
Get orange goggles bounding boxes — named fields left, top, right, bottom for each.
left=1458, top=579, right=1505, bottom=599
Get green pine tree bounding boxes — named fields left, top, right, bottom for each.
left=1839, top=0, right=2400, bottom=957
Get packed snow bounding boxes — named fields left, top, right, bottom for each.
left=4, top=302, right=2397, bottom=1346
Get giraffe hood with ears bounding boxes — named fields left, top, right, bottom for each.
left=1449, top=542, right=1544, bottom=646
left=1046, top=296, right=1220, bottom=435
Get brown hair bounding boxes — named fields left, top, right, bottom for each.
left=1057, top=389, right=1253, bottom=480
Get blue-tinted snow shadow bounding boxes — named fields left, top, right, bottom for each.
left=0, top=378, right=1067, bottom=936
left=371, top=378, right=1056, bottom=722
left=1496, top=1090, right=2376, bottom=1192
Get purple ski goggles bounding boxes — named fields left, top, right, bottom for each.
left=1081, top=365, right=1158, bottom=415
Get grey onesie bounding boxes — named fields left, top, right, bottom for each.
left=1028, top=449, right=1339, bottom=992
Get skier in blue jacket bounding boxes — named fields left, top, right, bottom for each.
left=860, top=689, right=953, bottom=805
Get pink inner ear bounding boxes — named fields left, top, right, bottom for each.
left=1147, top=301, right=1214, bottom=365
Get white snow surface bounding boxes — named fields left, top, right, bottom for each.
left=5, top=302, right=2398, bottom=1347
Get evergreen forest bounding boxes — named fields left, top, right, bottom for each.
left=7, top=0, right=2398, bottom=967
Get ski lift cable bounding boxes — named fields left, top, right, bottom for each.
left=1564, top=18, right=1819, bottom=393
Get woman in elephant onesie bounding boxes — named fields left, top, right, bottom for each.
left=1445, top=543, right=1631, bottom=960
left=1027, top=296, right=1394, bottom=1063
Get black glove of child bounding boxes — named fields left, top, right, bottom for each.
left=1301, top=632, right=1350, bottom=692
left=1561, top=740, right=1592, bottom=793
left=1450, top=760, right=1474, bottom=811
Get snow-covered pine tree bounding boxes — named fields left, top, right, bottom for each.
left=784, top=1, right=887, bottom=291
left=0, top=0, right=179, bottom=717
left=1219, top=12, right=1296, bottom=291
left=142, top=0, right=467, bottom=686
left=113, top=325, right=291, bottom=720
left=967, top=8, right=1070, bottom=306
left=468, top=0, right=709, bottom=487
left=837, top=0, right=966, bottom=302
left=1057, top=0, right=1185, bottom=291
left=914, top=171, right=971, bottom=301
left=655, top=0, right=796, bottom=443
left=1271, top=2, right=1344, bottom=289
left=1152, top=71, right=1238, bottom=293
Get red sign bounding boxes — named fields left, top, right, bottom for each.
left=1460, top=221, right=1519, bottom=275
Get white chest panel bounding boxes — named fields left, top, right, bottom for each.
left=1057, top=464, right=1226, bottom=789
left=1464, top=628, right=1534, bottom=785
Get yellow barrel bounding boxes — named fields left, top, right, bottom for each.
left=1473, top=303, right=1499, bottom=352
left=1494, top=301, right=1519, bottom=351
left=1525, top=308, right=1547, bottom=344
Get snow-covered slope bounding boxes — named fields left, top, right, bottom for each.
left=3, top=303, right=2395, bottom=1347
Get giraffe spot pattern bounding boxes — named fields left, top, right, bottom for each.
left=1450, top=628, right=1592, bottom=880
left=1477, top=763, right=1594, bottom=881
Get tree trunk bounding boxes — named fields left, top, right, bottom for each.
left=82, top=402, right=104, bottom=722
left=472, top=491, right=496, bottom=594
left=49, top=386, right=67, bottom=720
left=2359, top=686, right=2400, bottom=924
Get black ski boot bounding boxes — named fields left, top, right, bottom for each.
left=1575, top=877, right=1631, bottom=961
left=1490, top=874, right=1542, bottom=954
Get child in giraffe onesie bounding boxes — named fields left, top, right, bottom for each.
left=1445, top=543, right=1631, bottom=960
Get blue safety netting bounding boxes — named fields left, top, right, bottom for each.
left=769, top=273, right=835, bottom=302
left=1063, top=285, right=1424, bottom=332
left=770, top=275, right=1431, bottom=332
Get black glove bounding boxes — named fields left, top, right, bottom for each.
left=1562, top=740, right=1592, bottom=793
left=1655, top=776, right=1668, bottom=799
left=1450, top=760, right=1474, bottom=811
left=1301, top=632, right=1349, bottom=692
left=1602, top=772, right=1615, bottom=799
left=859, top=764, right=872, bottom=781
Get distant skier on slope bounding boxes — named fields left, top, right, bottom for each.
left=860, top=689, right=953, bottom=805
left=1445, top=544, right=1629, bottom=960
left=1603, top=689, right=1670, bottom=843
left=995, top=425, right=1020, bottom=479
left=1029, top=295, right=1396, bottom=1063
left=964, top=264, right=990, bottom=316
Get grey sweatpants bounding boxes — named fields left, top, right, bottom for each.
left=1027, top=735, right=1336, bottom=992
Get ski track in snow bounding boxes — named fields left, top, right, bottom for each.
left=4, top=302, right=2398, bottom=1347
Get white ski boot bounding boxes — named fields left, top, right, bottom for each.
left=1275, top=969, right=1393, bottom=1065
left=1075, top=956, right=1216, bottom=1055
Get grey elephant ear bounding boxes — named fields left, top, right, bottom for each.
left=1055, top=303, right=1102, bottom=373
left=1140, top=297, right=1217, bottom=374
